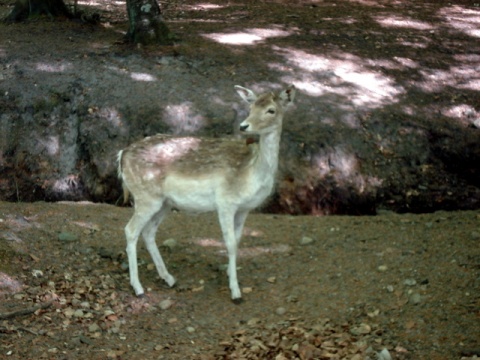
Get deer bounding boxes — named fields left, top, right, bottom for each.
left=117, top=84, right=296, bottom=302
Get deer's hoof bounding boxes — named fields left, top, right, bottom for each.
left=232, top=297, right=244, bottom=305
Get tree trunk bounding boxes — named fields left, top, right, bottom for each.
left=4, top=0, right=71, bottom=22
left=126, top=0, right=172, bottom=45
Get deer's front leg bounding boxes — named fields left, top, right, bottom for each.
left=218, top=208, right=242, bottom=302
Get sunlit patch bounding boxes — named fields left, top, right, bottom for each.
left=393, top=57, right=419, bottom=68
left=375, top=15, right=434, bottom=30
left=0, top=272, right=23, bottom=296
left=36, top=62, right=71, bottom=72
left=183, top=3, right=225, bottom=10
left=130, top=72, right=157, bottom=82
left=275, top=47, right=404, bottom=107
left=53, top=174, right=80, bottom=193
left=195, top=238, right=223, bottom=247
left=441, top=104, right=478, bottom=126
left=418, top=63, right=480, bottom=92
left=37, top=135, right=59, bottom=156
left=164, top=102, right=205, bottom=134
left=204, top=28, right=292, bottom=45
left=97, top=107, right=125, bottom=129
left=439, top=5, right=480, bottom=38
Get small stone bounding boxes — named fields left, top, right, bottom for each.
left=267, top=276, right=276, bottom=283
left=73, top=309, right=84, bottom=318
left=159, top=299, right=174, bottom=310
left=386, top=285, right=394, bottom=293
left=242, top=287, right=253, bottom=294
left=378, top=265, right=388, bottom=272
left=162, top=238, right=178, bottom=250
left=404, top=279, right=417, bottom=286
left=350, top=323, right=371, bottom=335
left=275, top=307, right=287, bottom=316
left=186, top=326, right=195, bottom=333
left=300, top=236, right=314, bottom=245
left=88, top=323, right=101, bottom=333
left=409, top=293, right=422, bottom=305
left=80, top=301, right=90, bottom=309
left=58, top=232, right=78, bottom=242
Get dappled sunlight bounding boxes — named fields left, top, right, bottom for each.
left=375, top=15, right=434, bottom=31
left=194, top=237, right=291, bottom=258
left=311, top=147, right=382, bottom=204
left=130, top=72, right=157, bottom=82
left=163, top=102, right=205, bottom=134
left=204, top=28, right=293, bottom=45
left=183, top=3, right=225, bottom=11
left=95, top=107, right=126, bottom=129
left=38, top=135, right=59, bottom=156
left=441, top=104, right=479, bottom=126
left=313, top=147, right=357, bottom=179
left=0, top=272, right=23, bottom=295
left=274, top=47, right=404, bottom=108
left=418, top=62, right=480, bottom=92
left=36, top=62, right=72, bottom=73
left=53, top=174, right=81, bottom=194
left=105, top=64, right=157, bottom=83
left=439, top=5, right=480, bottom=38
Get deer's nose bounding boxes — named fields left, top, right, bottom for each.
left=240, top=124, right=249, bottom=132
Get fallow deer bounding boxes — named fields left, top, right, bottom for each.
left=117, top=85, right=296, bottom=302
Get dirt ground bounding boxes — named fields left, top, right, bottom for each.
left=0, top=201, right=479, bottom=359
left=0, top=0, right=480, bottom=359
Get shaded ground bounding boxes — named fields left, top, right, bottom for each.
left=0, top=0, right=479, bottom=213
left=0, top=201, right=479, bottom=359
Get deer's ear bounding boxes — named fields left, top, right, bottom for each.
left=278, top=85, right=296, bottom=108
left=235, top=85, right=257, bottom=104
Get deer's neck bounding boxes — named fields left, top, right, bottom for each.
left=252, top=128, right=282, bottom=180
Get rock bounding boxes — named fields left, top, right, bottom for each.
left=73, top=309, right=84, bottom=318
left=159, top=299, right=174, bottom=310
left=350, top=323, right=371, bottom=335
left=58, top=232, right=78, bottom=242
left=299, top=236, right=314, bottom=245
left=88, top=323, right=101, bottom=333
left=404, top=279, right=417, bottom=286
left=162, top=238, right=178, bottom=250
left=377, top=348, right=392, bottom=360
left=409, top=293, right=422, bottom=305
left=186, top=326, right=195, bottom=333
left=378, top=265, right=388, bottom=272
left=275, top=307, right=287, bottom=316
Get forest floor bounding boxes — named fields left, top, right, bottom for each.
left=0, top=201, right=479, bottom=360
left=0, top=0, right=480, bottom=359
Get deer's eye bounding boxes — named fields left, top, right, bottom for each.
left=267, top=109, right=275, bottom=114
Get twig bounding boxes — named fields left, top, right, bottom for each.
left=0, top=301, right=53, bottom=320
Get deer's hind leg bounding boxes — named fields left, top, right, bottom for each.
left=125, top=199, right=165, bottom=296
left=141, top=205, right=176, bottom=288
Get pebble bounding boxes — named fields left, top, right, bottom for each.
left=163, top=238, right=178, bottom=250
left=58, top=232, right=78, bottom=242
left=186, top=326, right=195, bottom=333
left=276, top=307, right=287, bottom=316
left=73, top=309, right=84, bottom=318
left=386, top=285, right=394, bottom=293
left=350, top=323, right=371, bottom=335
left=299, top=236, right=314, bottom=245
left=404, top=279, right=417, bottom=286
left=159, top=299, right=174, bottom=310
left=377, top=265, right=388, bottom=272
left=409, top=292, right=422, bottom=305
left=88, top=323, right=101, bottom=333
